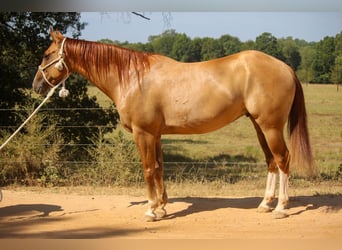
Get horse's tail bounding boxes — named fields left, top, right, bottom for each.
left=288, top=75, right=316, bottom=176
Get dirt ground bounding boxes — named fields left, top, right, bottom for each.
left=0, top=189, right=341, bottom=239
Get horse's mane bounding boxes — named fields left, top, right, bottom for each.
left=65, top=38, right=152, bottom=85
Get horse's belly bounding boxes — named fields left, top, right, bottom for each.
left=162, top=103, right=246, bottom=134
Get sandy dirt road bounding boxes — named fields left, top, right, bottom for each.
left=0, top=189, right=341, bottom=239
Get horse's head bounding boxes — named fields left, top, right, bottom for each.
left=32, top=28, right=70, bottom=95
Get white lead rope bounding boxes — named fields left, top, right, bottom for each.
left=0, top=81, right=63, bottom=151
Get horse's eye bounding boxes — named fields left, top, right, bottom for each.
left=44, top=51, right=56, bottom=59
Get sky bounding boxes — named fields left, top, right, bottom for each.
left=79, top=12, right=342, bottom=43
left=1, top=1, right=340, bottom=43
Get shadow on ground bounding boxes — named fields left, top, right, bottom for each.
left=0, top=193, right=341, bottom=238
left=130, top=193, right=342, bottom=219
left=0, top=203, right=157, bottom=238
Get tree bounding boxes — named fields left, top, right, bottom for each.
left=332, top=32, right=342, bottom=85
left=279, top=37, right=301, bottom=71
left=148, top=29, right=178, bottom=58
left=171, top=33, right=192, bottom=61
left=187, top=37, right=202, bottom=62
left=124, top=42, right=154, bottom=53
left=219, top=34, right=241, bottom=56
left=297, top=45, right=315, bottom=83
left=241, top=40, right=256, bottom=51
left=332, top=55, right=342, bottom=85
left=312, top=36, right=336, bottom=83
left=200, top=37, right=223, bottom=61
left=255, top=32, right=285, bottom=61
left=0, top=12, right=85, bottom=128
left=0, top=13, right=119, bottom=179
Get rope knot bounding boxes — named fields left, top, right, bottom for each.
left=58, top=82, right=70, bottom=98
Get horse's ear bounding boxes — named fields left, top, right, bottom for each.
left=50, top=27, right=64, bottom=42
left=50, top=27, right=57, bottom=41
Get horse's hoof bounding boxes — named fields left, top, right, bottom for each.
left=144, top=214, right=156, bottom=222
left=257, top=205, right=272, bottom=213
left=155, top=207, right=167, bottom=219
left=144, top=211, right=156, bottom=222
left=272, top=211, right=289, bottom=219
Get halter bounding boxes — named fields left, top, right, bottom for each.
left=38, top=37, right=70, bottom=97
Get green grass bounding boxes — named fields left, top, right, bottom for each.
left=302, top=84, right=342, bottom=177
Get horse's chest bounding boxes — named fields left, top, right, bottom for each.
left=118, top=105, right=153, bottom=132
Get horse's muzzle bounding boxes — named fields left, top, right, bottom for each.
left=32, top=73, right=49, bottom=96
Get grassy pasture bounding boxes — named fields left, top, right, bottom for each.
left=88, top=84, right=342, bottom=187
left=302, top=84, right=342, bottom=177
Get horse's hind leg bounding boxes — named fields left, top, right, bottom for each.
left=250, top=118, right=278, bottom=212
left=261, top=127, right=290, bottom=219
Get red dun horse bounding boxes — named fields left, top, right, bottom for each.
left=33, top=29, right=314, bottom=220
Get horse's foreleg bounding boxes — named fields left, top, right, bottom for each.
left=154, top=137, right=168, bottom=218
left=133, top=130, right=159, bottom=221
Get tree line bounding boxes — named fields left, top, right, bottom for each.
left=0, top=12, right=341, bottom=186
left=103, top=29, right=342, bottom=84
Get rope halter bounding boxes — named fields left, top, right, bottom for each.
left=38, top=37, right=70, bottom=97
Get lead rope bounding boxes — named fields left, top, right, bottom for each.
left=0, top=81, right=64, bottom=151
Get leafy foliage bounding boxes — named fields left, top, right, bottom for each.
left=312, top=36, right=336, bottom=83
left=41, top=74, right=119, bottom=162
left=0, top=13, right=120, bottom=186
left=255, top=32, right=285, bottom=61
left=0, top=12, right=85, bottom=127
left=122, top=29, right=341, bottom=83
left=0, top=106, right=63, bottom=186
left=70, top=129, right=142, bottom=186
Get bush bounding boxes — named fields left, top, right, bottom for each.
left=69, top=129, right=143, bottom=186
left=43, top=74, right=119, bottom=162
left=0, top=107, right=63, bottom=186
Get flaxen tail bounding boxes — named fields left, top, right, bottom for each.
left=288, top=75, right=316, bottom=176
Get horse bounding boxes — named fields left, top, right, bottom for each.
left=32, top=29, right=314, bottom=220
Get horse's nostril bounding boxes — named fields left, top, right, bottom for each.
left=32, top=78, right=48, bottom=95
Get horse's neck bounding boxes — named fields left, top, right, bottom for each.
left=65, top=44, right=121, bottom=105
left=65, top=39, right=151, bottom=106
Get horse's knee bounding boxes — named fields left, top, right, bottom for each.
left=267, top=158, right=278, bottom=172
left=274, top=150, right=290, bottom=174
left=143, top=168, right=155, bottom=181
